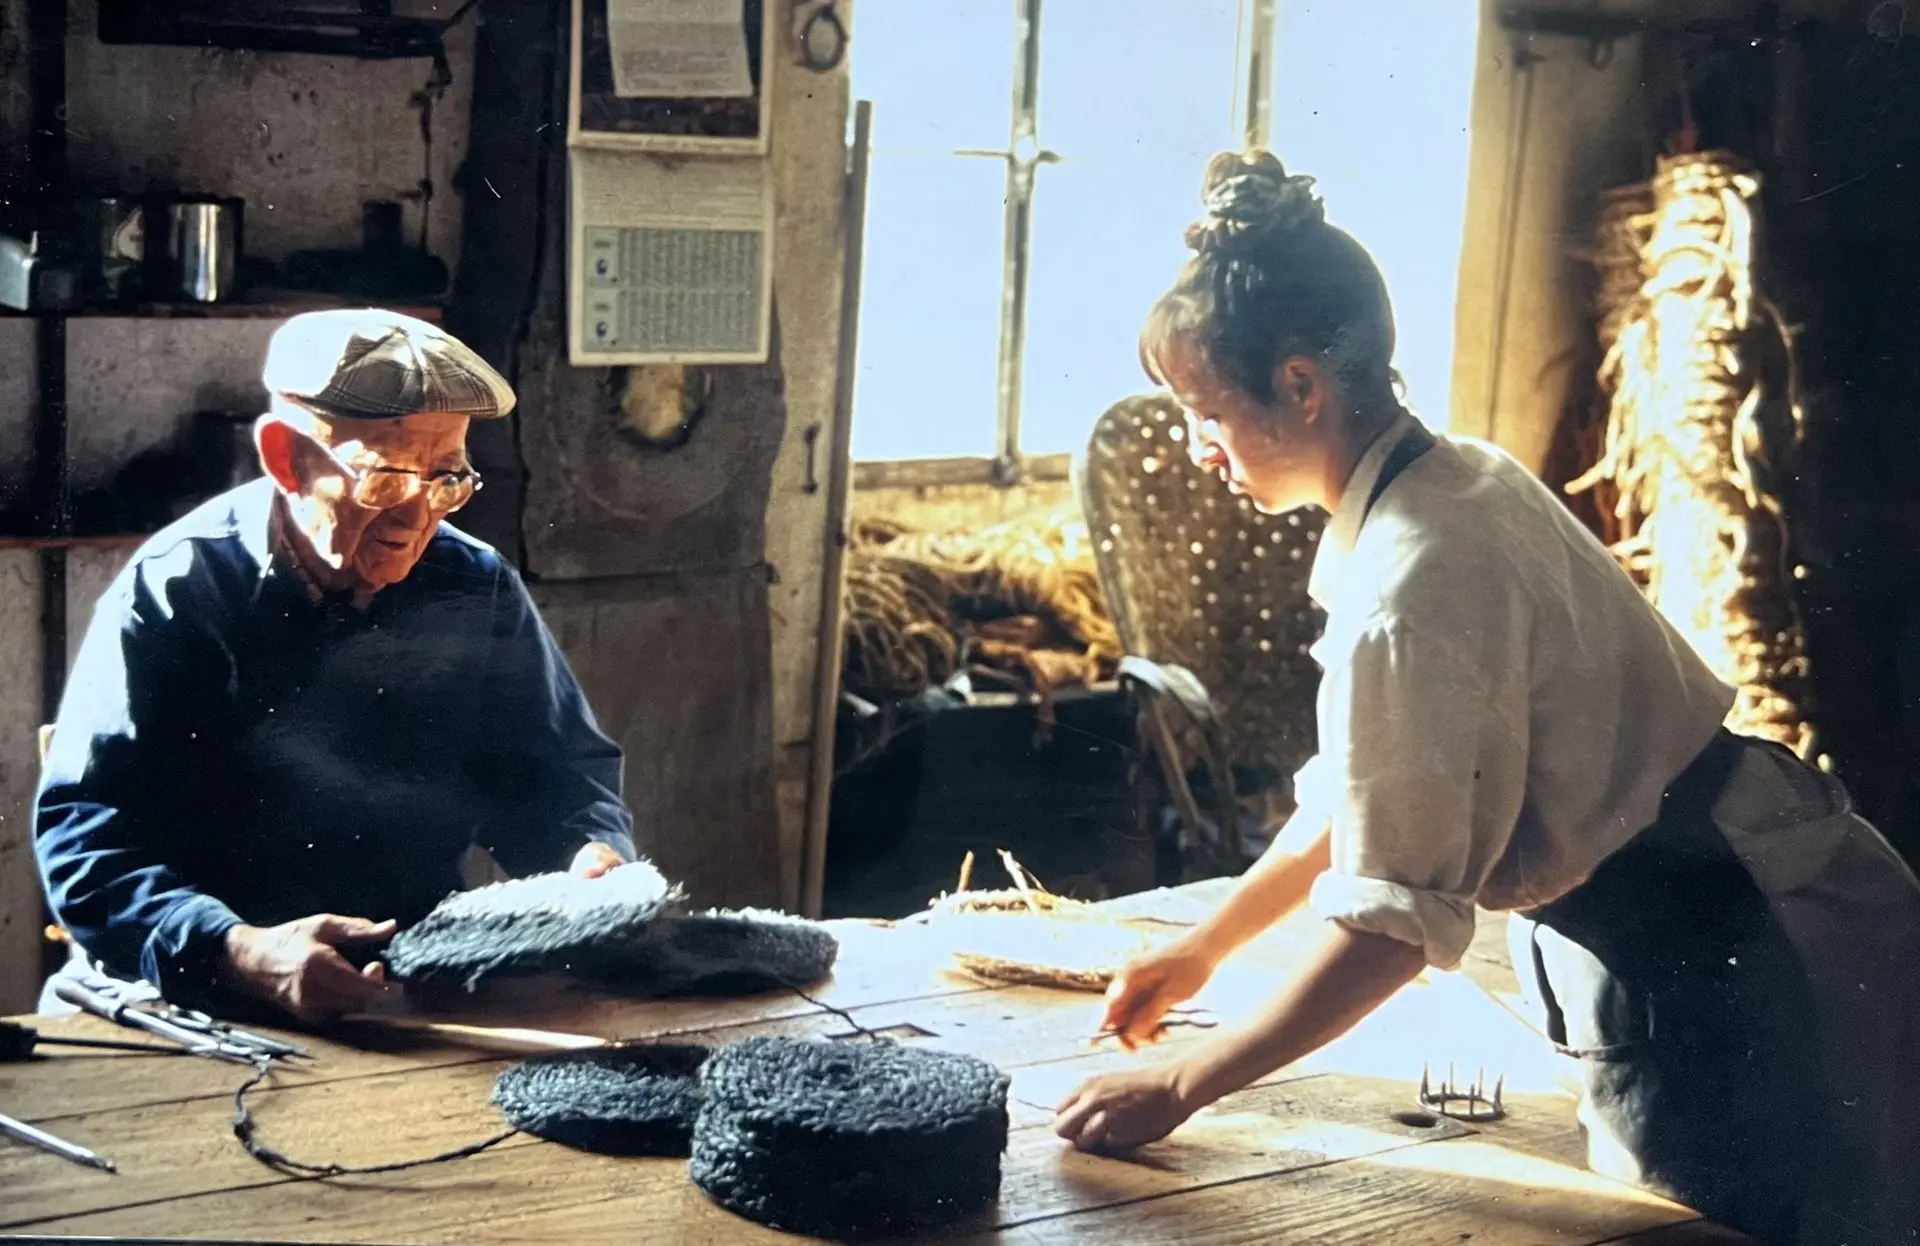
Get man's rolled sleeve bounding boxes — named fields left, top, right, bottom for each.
left=1307, top=610, right=1530, bottom=970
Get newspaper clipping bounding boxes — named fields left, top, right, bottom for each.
left=606, top=0, right=753, bottom=98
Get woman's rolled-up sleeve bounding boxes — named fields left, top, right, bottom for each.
left=1306, top=610, right=1530, bottom=970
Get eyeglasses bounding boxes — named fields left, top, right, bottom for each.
left=307, top=434, right=483, bottom=513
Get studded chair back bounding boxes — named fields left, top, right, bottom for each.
left=1078, top=393, right=1326, bottom=878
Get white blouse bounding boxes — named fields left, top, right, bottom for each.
left=1287, top=413, right=1734, bottom=969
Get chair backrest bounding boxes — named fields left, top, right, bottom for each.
left=1078, top=394, right=1325, bottom=795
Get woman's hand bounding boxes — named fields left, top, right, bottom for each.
left=1100, top=940, right=1220, bottom=1050
left=1054, top=1061, right=1198, bottom=1152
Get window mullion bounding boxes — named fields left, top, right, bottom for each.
left=1239, top=0, right=1277, bottom=149
left=990, top=0, right=1050, bottom=483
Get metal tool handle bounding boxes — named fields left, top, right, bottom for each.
left=0, top=1110, right=116, bottom=1172
left=51, top=978, right=134, bottom=1027
left=52, top=979, right=256, bottom=1064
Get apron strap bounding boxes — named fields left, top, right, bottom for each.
left=1361, top=422, right=1437, bottom=525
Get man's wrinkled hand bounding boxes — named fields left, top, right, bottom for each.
left=1053, top=1061, right=1199, bottom=1152
left=223, top=914, right=399, bottom=1026
left=569, top=841, right=628, bottom=879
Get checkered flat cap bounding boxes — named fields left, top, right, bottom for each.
left=263, top=308, right=516, bottom=421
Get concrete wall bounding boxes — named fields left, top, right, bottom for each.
left=65, top=0, right=473, bottom=268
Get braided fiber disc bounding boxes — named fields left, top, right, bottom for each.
left=690, top=1037, right=1010, bottom=1239
left=492, top=1043, right=711, bottom=1156
left=384, top=867, right=839, bottom=994
left=385, top=864, right=680, bottom=988
left=595, top=908, right=840, bottom=996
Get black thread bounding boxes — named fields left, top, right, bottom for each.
left=231, top=1057, right=520, bottom=1177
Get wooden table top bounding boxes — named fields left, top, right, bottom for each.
left=0, top=883, right=1747, bottom=1244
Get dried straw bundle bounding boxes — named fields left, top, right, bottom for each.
left=921, top=852, right=1159, bottom=993
left=841, top=514, right=1122, bottom=702
left=1568, top=152, right=1813, bottom=755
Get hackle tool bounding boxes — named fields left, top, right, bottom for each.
left=1418, top=1063, right=1506, bottom=1123
left=52, top=979, right=263, bottom=1066
left=159, top=1007, right=312, bottom=1061
left=0, top=1019, right=186, bottom=1062
left=0, top=1110, right=117, bottom=1172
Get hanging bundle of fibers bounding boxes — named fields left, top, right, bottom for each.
left=492, top=1043, right=712, bottom=1156
left=841, top=512, right=1122, bottom=706
left=383, top=865, right=839, bottom=994
left=1567, top=151, right=1813, bottom=756
left=689, top=1036, right=1011, bottom=1240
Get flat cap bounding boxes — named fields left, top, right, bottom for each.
left=262, top=307, right=516, bottom=421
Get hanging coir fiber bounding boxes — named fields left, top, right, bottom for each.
left=385, top=867, right=839, bottom=994
left=492, top=1043, right=711, bottom=1157
left=690, top=1037, right=1011, bottom=1240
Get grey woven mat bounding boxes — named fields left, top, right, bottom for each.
left=384, top=865, right=838, bottom=993
left=492, top=1043, right=711, bottom=1156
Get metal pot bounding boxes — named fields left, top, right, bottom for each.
left=147, top=197, right=243, bottom=303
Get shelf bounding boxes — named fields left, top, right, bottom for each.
left=4, top=291, right=444, bottom=322
left=0, top=533, right=151, bottom=552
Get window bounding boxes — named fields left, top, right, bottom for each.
left=849, top=1, right=1480, bottom=470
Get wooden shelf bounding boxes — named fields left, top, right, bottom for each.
left=4, top=291, right=443, bottom=322
left=0, top=533, right=151, bottom=552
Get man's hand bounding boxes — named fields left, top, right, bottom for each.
left=1099, top=940, right=1220, bottom=1051
left=223, top=915, right=399, bottom=1026
left=1054, top=1061, right=1198, bottom=1152
left=569, top=841, right=627, bottom=879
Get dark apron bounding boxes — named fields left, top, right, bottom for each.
left=1507, top=730, right=1833, bottom=1245
left=1361, top=421, right=1437, bottom=522
left=1358, top=423, right=1853, bottom=1243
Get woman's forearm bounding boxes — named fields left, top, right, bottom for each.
left=1176, top=923, right=1427, bottom=1108
left=1183, top=821, right=1332, bottom=964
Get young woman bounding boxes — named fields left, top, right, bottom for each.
left=1051, top=151, right=1920, bottom=1246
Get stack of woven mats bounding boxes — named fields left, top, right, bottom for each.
left=386, top=861, right=1012, bottom=1238
left=494, top=1037, right=1011, bottom=1239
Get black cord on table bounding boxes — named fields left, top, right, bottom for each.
left=784, top=981, right=888, bottom=1043
left=231, top=1058, right=520, bottom=1178
left=231, top=974, right=878, bottom=1175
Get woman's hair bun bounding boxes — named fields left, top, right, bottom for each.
left=1184, top=149, right=1325, bottom=254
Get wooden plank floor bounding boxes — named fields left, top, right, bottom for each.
left=0, top=889, right=1742, bottom=1244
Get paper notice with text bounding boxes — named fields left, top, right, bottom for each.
left=606, top=0, right=752, bottom=98
left=568, top=147, right=773, bottom=365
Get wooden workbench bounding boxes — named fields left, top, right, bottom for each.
left=1, top=883, right=1747, bottom=1244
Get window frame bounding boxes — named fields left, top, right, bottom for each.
left=852, top=0, right=1275, bottom=486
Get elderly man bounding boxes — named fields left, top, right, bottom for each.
left=34, top=309, right=635, bottom=1025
